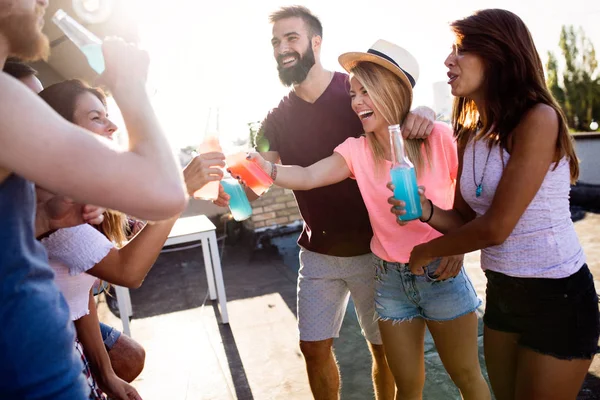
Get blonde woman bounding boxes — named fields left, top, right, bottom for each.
left=248, top=40, right=490, bottom=399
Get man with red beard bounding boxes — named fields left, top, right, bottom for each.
left=252, top=6, right=436, bottom=400
left=0, top=1, right=188, bottom=398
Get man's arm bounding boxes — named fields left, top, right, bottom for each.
left=403, top=106, right=436, bottom=139
left=0, top=40, right=187, bottom=221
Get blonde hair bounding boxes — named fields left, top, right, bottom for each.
left=98, top=210, right=128, bottom=248
left=350, top=62, right=431, bottom=175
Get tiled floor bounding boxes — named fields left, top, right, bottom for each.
left=97, top=213, right=600, bottom=399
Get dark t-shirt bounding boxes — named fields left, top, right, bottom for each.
left=260, top=72, right=373, bottom=257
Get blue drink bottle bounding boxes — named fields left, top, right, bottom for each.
left=389, top=124, right=422, bottom=221
left=52, top=10, right=105, bottom=74
left=221, top=178, right=253, bottom=222
left=53, top=9, right=156, bottom=93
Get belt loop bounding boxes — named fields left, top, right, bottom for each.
left=378, top=258, right=388, bottom=274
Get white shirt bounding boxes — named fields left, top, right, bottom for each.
left=42, top=224, right=114, bottom=320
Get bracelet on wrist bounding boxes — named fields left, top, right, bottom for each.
left=420, top=199, right=434, bottom=223
left=269, top=162, right=278, bottom=181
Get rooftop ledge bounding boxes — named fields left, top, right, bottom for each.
left=572, top=131, right=600, bottom=139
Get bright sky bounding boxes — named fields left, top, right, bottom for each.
left=117, top=0, right=600, bottom=150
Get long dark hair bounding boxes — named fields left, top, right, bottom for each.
left=39, top=80, right=128, bottom=246
left=450, top=8, right=579, bottom=182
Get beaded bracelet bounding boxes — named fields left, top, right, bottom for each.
left=420, top=199, right=434, bottom=223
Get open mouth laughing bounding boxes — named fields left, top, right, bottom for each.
left=358, top=109, right=374, bottom=121
left=279, top=54, right=299, bottom=68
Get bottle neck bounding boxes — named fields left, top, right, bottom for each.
left=390, top=128, right=413, bottom=168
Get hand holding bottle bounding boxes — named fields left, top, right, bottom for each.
left=388, top=124, right=422, bottom=221
left=182, top=152, right=226, bottom=197
left=52, top=10, right=153, bottom=96
left=226, top=151, right=273, bottom=196
left=99, top=38, right=150, bottom=93
left=387, top=184, right=430, bottom=226
left=243, top=152, right=271, bottom=175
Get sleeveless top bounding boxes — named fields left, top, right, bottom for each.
left=0, top=174, right=88, bottom=398
left=461, top=139, right=585, bottom=278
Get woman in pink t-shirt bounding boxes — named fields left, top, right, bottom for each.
left=248, top=40, right=490, bottom=399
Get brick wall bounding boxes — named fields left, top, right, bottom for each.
left=245, top=187, right=302, bottom=231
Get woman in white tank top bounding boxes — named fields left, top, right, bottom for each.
left=388, top=9, right=598, bottom=400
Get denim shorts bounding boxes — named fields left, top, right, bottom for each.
left=484, top=264, right=600, bottom=360
left=99, top=322, right=121, bottom=351
left=374, top=256, right=481, bottom=322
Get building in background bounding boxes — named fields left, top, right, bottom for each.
left=433, top=81, right=452, bottom=122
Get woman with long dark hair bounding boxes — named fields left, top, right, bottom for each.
left=390, top=9, right=599, bottom=399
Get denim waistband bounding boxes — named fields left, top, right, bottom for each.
left=374, top=255, right=443, bottom=282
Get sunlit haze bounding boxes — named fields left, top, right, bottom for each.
left=111, top=0, right=600, bottom=150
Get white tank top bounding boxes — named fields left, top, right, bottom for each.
left=461, top=138, right=585, bottom=278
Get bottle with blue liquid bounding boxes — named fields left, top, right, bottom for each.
left=52, top=9, right=105, bottom=74
left=53, top=9, right=156, bottom=94
left=389, top=124, right=422, bottom=221
left=220, top=177, right=253, bottom=222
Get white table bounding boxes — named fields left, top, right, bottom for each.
left=115, top=215, right=229, bottom=336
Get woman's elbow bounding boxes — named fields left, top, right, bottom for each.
left=482, top=222, right=511, bottom=246
left=127, top=279, right=145, bottom=289
left=119, top=275, right=145, bottom=289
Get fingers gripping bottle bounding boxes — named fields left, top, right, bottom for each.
left=389, top=124, right=422, bottom=221
left=193, top=108, right=223, bottom=200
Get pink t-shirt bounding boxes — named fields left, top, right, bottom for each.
left=334, top=122, right=458, bottom=263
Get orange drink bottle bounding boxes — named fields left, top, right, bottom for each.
left=193, top=133, right=222, bottom=200
left=225, top=151, right=273, bottom=196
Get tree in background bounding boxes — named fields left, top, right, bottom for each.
left=547, top=25, right=600, bottom=131
left=248, top=121, right=271, bottom=152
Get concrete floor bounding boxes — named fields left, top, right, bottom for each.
left=97, top=213, right=600, bottom=400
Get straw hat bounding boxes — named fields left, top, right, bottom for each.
left=339, top=39, right=419, bottom=98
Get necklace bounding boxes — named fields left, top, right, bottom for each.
left=472, top=139, right=492, bottom=198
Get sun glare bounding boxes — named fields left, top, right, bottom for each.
left=109, top=0, right=600, bottom=152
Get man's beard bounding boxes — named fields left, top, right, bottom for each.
left=0, top=5, right=49, bottom=62
left=277, top=44, right=316, bottom=87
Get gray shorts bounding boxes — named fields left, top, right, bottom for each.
left=297, top=248, right=381, bottom=345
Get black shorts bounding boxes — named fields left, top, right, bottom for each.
left=483, top=264, right=600, bottom=360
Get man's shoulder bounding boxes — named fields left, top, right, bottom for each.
left=263, top=91, right=294, bottom=122
left=333, top=71, right=350, bottom=80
